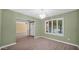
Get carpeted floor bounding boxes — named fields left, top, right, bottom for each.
left=1, top=36, right=79, bottom=50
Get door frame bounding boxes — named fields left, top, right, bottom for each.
left=29, top=21, right=36, bottom=37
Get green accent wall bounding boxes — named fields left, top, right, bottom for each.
left=0, top=10, right=2, bottom=46
left=1, top=10, right=16, bottom=46
left=0, top=9, right=39, bottom=47
left=39, top=10, right=79, bottom=45
left=14, top=10, right=40, bottom=37
left=77, top=10, right=79, bottom=45
left=0, top=9, right=79, bottom=47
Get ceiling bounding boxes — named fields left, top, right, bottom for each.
left=11, top=9, right=76, bottom=19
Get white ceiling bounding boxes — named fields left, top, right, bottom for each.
left=11, top=9, right=76, bottom=19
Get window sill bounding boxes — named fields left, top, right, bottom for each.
left=45, top=32, right=64, bottom=36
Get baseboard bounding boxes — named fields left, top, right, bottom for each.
left=36, top=36, right=79, bottom=48
left=0, top=42, right=16, bottom=50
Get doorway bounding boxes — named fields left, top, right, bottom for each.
left=29, top=21, right=35, bottom=37
left=16, top=22, right=28, bottom=39
left=16, top=20, right=35, bottom=39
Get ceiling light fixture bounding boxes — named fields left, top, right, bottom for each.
left=39, top=9, right=46, bottom=19
left=39, top=14, right=46, bottom=19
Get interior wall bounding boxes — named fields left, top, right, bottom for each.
left=35, top=20, right=43, bottom=36
left=1, top=9, right=78, bottom=47
left=16, top=22, right=27, bottom=33
left=0, top=9, right=2, bottom=47
left=16, top=22, right=28, bottom=39
left=77, top=10, right=79, bottom=45
left=1, top=9, right=16, bottom=46
left=15, top=11, right=41, bottom=37
left=0, top=9, right=39, bottom=47
left=39, top=10, right=79, bottom=45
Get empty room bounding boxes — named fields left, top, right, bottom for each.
left=0, top=9, right=79, bottom=50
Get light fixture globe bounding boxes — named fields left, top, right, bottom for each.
left=39, top=14, right=46, bottom=19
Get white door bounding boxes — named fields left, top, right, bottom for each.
left=30, top=22, right=35, bottom=36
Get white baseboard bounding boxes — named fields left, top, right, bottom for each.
left=0, top=42, right=16, bottom=50
left=36, top=36, right=79, bottom=48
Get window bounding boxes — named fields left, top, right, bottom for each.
left=46, top=21, right=49, bottom=33
left=58, top=20, right=63, bottom=34
left=53, top=20, right=57, bottom=33
left=49, top=21, right=52, bottom=33
left=45, top=18, right=64, bottom=36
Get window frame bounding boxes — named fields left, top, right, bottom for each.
left=45, top=18, right=64, bottom=36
